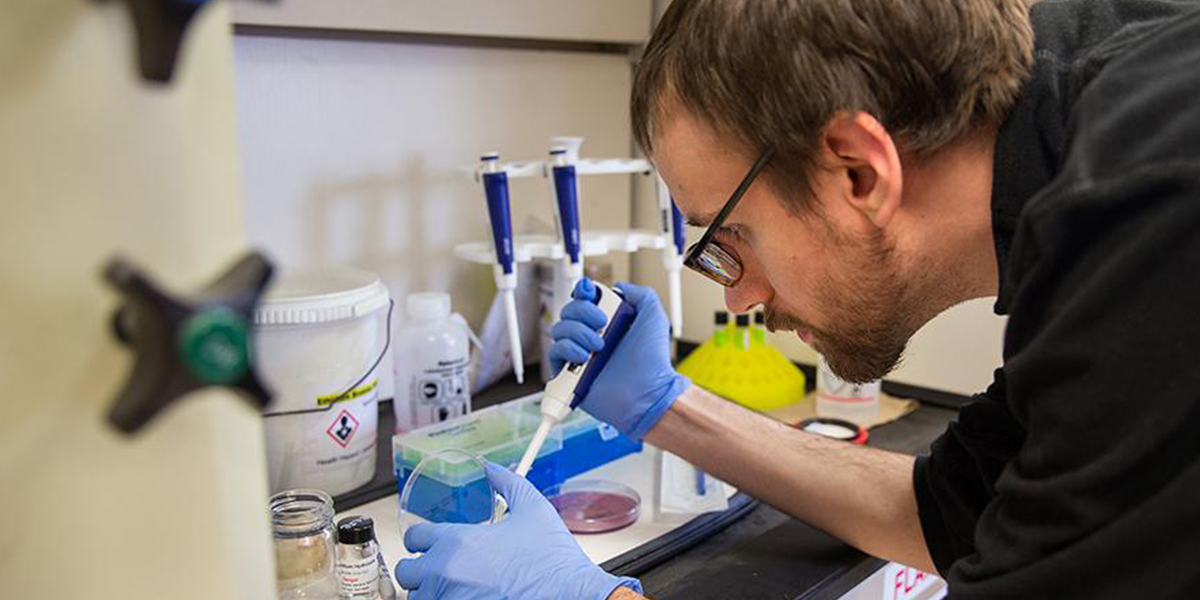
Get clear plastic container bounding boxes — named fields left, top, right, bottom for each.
left=392, top=402, right=561, bottom=522
left=815, top=355, right=881, bottom=427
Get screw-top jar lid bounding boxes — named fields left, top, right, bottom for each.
left=735, top=314, right=750, bottom=326
left=714, top=311, right=729, bottom=325
left=406, top=292, right=451, bottom=321
left=337, top=515, right=377, bottom=545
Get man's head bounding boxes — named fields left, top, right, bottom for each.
left=635, top=0, right=1033, bottom=382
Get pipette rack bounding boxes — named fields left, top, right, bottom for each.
left=454, top=229, right=666, bottom=265
left=458, top=158, right=653, bottom=181
left=457, top=137, right=687, bottom=382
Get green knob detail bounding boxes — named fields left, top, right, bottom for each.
left=178, top=307, right=251, bottom=385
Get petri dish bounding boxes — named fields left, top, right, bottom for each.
left=545, top=479, right=640, bottom=534
left=398, top=448, right=498, bottom=529
left=796, top=417, right=869, bottom=445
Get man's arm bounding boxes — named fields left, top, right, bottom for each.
left=607, top=586, right=647, bottom=600
left=647, top=384, right=936, bottom=572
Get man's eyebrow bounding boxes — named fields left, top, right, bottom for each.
left=685, top=210, right=720, bottom=228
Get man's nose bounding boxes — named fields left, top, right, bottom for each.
left=724, top=275, right=770, bottom=314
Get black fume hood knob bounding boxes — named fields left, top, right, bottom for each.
left=103, top=251, right=274, bottom=434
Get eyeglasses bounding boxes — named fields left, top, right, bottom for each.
left=683, top=147, right=775, bottom=287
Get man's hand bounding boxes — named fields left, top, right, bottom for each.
left=549, top=280, right=690, bottom=440
left=395, top=463, right=643, bottom=600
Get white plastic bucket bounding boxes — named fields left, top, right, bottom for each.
left=255, top=266, right=392, bottom=497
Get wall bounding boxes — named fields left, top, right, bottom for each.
left=233, top=32, right=637, bottom=330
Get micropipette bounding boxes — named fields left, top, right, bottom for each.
left=656, top=176, right=685, bottom=339
left=480, top=152, right=525, bottom=384
left=514, top=280, right=637, bottom=477
left=550, top=147, right=584, bottom=285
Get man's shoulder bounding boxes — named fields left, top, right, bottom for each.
left=1061, top=5, right=1200, bottom=182
left=1010, top=6, right=1200, bottom=259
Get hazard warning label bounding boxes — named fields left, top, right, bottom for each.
left=326, top=409, right=359, bottom=448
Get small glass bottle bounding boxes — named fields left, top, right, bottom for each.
left=271, top=490, right=339, bottom=600
left=336, top=516, right=388, bottom=600
left=734, top=314, right=751, bottom=350
left=713, top=311, right=730, bottom=347
left=752, top=311, right=766, bottom=346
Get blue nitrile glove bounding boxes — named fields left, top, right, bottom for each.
left=395, top=463, right=641, bottom=600
left=549, top=279, right=690, bottom=440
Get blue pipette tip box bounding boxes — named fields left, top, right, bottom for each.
left=510, top=395, right=643, bottom=483
left=393, top=394, right=642, bottom=524
left=393, top=399, right=563, bottom=523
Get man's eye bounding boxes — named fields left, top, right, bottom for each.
left=715, top=226, right=744, bottom=243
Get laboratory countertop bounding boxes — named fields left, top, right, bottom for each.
left=637, top=400, right=958, bottom=600
left=344, top=351, right=963, bottom=600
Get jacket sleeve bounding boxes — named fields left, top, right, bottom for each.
left=913, top=369, right=1024, bottom=574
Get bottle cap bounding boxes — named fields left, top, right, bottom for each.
left=714, top=311, right=729, bottom=325
left=337, top=515, right=377, bottom=545
left=754, top=312, right=765, bottom=325
left=406, top=292, right=451, bottom=321
left=735, top=314, right=750, bottom=326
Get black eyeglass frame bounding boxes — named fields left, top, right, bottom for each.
left=683, top=146, right=776, bottom=286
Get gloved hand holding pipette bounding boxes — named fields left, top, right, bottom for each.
left=548, top=280, right=691, bottom=440
left=395, top=462, right=642, bottom=600
left=515, top=278, right=683, bottom=476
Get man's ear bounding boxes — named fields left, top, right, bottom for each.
left=820, top=112, right=903, bottom=229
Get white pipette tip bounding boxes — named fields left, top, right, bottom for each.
left=502, top=289, right=524, bottom=384
left=514, top=417, right=554, bottom=478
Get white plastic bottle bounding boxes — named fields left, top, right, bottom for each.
left=393, top=293, right=472, bottom=432
left=815, top=355, right=881, bottom=427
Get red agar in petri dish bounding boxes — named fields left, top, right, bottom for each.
left=548, top=480, right=640, bottom=534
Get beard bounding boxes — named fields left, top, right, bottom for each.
left=764, top=228, right=925, bottom=384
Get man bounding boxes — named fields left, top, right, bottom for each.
left=396, top=0, right=1200, bottom=597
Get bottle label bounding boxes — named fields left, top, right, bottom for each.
left=337, top=553, right=380, bottom=599
left=404, top=355, right=471, bottom=428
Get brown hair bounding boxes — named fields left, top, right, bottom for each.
left=632, top=0, right=1034, bottom=210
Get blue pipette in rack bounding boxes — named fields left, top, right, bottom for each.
left=480, top=152, right=525, bottom=384
left=549, top=147, right=584, bottom=286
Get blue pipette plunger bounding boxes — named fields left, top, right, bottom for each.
left=550, top=147, right=584, bottom=286
left=480, top=152, right=525, bottom=384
